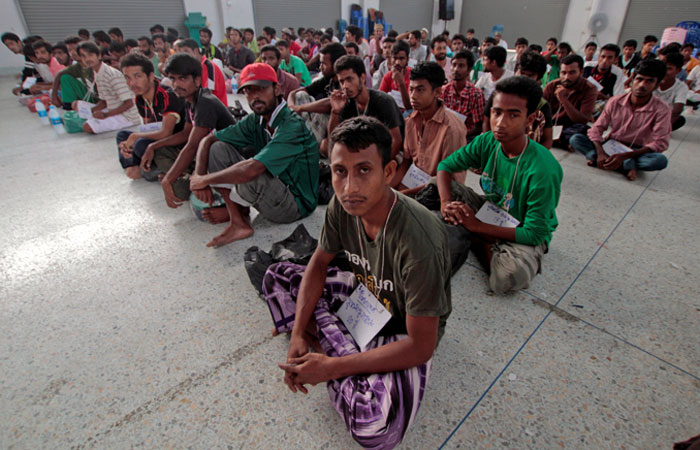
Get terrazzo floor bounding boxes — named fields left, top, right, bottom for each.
left=1, top=75, right=699, bottom=449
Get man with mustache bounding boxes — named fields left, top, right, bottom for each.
left=188, top=63, right=319, bottom=247
left=543, top=54, right=598, bottom=147
left=569, top=60, right=670, bottom=181
left=266, top=116, right=451, bottom=450
left=148, top=53, right=236, bottom=211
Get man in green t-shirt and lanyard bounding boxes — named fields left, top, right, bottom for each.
left=437, top=76, right=563, bottom=294
left=189, top=63, right=319, bottom=247
left=263, top=116, right=451, bottom=449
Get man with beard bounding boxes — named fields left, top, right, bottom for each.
left=51, top=42, right=72, bottom=66
left=430, top=35, right=451, bottom=80
left=569, top=60, right=670, bottom=181
left=137, top=36, right=161, bottom=77
left=188, top=63, right=319, bottom=247
left=148, top=53, right=236, bottom=209
left=199, top=27, right=223, bottom=61
left=326, top=55, right=404, bottom=158
left=174, top=38, right=228, bottom=106
left=116, top=53, right=187, bottom=180
left=29, top=40, right=65, bottom=94
left=543, top=54, right=597, bottom=147
left=51, top=38, right=99, bottom=109
left=407, top=29, right=427, bottom=62
left=260, top=44, right=299, bottom=100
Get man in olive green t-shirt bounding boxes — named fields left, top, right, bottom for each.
left=437, top=75, right=563, bottom=294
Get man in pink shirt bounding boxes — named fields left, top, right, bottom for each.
left=569, top=59, right=670, bottom=181
left=29, top=41, right=66, bottom=94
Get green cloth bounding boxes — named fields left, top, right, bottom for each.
left=319, top=193, right=452, bottom=343
left=472, top=58, right=484, bottom=83
left=544, top=54, right=560, bottom=86
left=213, top=102, right=319, bottom=217
left=151, top=54, right=161, bottom=78
left=280, top=55, right=312, bottom=86
left=58, top=64, right=97, bottom=103
left=246, top=39, right=259, bottom=55
left=438, top=131, right=563, bottom=246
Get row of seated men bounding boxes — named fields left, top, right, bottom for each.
left=2, top=24, right=694, bottom=450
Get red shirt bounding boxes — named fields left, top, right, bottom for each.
left=289, top=40, right=302, bottom=57
left=379, top=66, right=411, bottom=93
left=200, top=56, right=228, bottom=107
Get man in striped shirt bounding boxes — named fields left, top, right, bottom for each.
left=75, top=41, right=140, bottom=134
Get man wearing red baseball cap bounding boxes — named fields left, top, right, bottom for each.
left=189, top=63, right=320, bottom=247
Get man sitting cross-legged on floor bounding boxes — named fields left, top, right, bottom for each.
left=436, top=76, right=563, bottom=294
left=392, top=61, right=467, bottom=192
left=73, top=41, right=141, bottom=134
left=264, top=116, right=451, bottom=450
left=116, top=53, right=187, bottom=180
left=151, top=54, right=236, bottom=208
left=188, top=63, right=319, bottom=247
left=569, top=59, right=670, bottom=181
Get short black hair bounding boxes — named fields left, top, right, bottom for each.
left=176, top=38, right=199, bottom=52
left=558, top=42, right=573, bottom=53
left=151, top=33, right=166, bottom=43
left=93, top=30, right=111, bottom=44
left=124, top=38, right=138, bottom=48
left=346, top=25, right=363, bottom=41
left=108, top=27, right=123, bottom=38
left=24, top=35, right=43, bottom=45
left=77, top=41, right=101, bottom=56
left=230, top=28, right=242, bottom=38
left=22, top=43, right=35, bottom=58
left=452, top=34, right=468, bottom=45
left=430, top=35, right=448, bottom=49
left=467, top=28, right=475, bottom=34
left=623, top=39, right=637, bottom=49
left=31, top=40, right=52, bottom=52
left=199, top=27, right=212, bottom=38
left=1, top=32, right=20, bottom=43
left=343, top=41, right=359, bottom=54
left=330, top=116, right=393, bottom=167
left=409, top=61, right=446, bottom=88
left=494, top=76, right=543, bottom=115
left=515, top=37, right=529, bottom=47
left=320, top=42, right=347, bottom=65
left=150, top=24, right=165, bottom=34
left=585, top=41, right=597, bottom=49
left=518, top=51, right=547, bottom=80
left=78, top=28, right=90, bottom=38
left=167, top=27, right=179, bottom=38
left=662, top=52, right=684, bottom=70
left=109, top=41, right=127, bottom=54
left=334, top=55, right=365, bottom=79
left=260, top=44, right=280, bottom=59
left=138, top=36, right=154, bottom=46
left=634, top=59, right=666, bottom=82
left=643, top=35, right=658, bottom=44
left=275, top=39, right=290, bottom=49
left=410, top=30, right=421, bottom=40
left=484, top=45, right=507, bottom=67
left=600, top=43, right=620, bottom=57
left=682, top=43, right=695, bottom=50
left=120, top=51, right=154, bottom=75
left=263, top=26, right=276, bottom=37
left=52, top=42, right=68, bottom=53
left=163, top=53, right=202, bottom=78
left=547, top=37, right=558, bottom=45
left=387, top=30, right=398, bottom=39
left=528, top=44, right=543, bottom=53
left=561, top=54, right=584, bottom=70
left=452, top=49, right=475, bottom=70
left=483, top=36, right=498, bottom=46
left=392, top=39, right=410, bottom=56
left=660, top=42, right=681, bottom=54
left=64, top=35, right=81, bottom=45
left=383, top=36, right=396, bottom=45
left=244, top=28, right=254, bottom=35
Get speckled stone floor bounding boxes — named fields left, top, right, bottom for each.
left=1, top=75, right=699, bottom=449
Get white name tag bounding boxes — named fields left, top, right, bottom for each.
left=446, top=108, right=467, bottom=123
left=22, top=77, right=37, bottom=89
left=553, top=125, right=563, bottom=140
left=475, top=201, right=520, bottom=228
left=389, top=90, right=405, bottom=109
left=401, top=163, right=430, bottom=189
left=408, top=58, right=418, bottom=69
left=337, top=283, right=392, bottom=350
left=603, top=139, right=633, bottom=156
left=77, top=100, right=94, bottom=119
left=587, top=76, right=604, bottom=91
left=139, top=121, right=163, bottom=132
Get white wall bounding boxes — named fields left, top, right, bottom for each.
left=0, top=0, right=29, bottom=75
left=561, top=0, right=630, bottom=51
left=183, top=0, right=224, bottom=43
left=431, top=0, right=463, bottom=40
left=221, top=0, right=255, bottom=31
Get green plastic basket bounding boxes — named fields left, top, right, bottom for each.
left=62, top=111, right=86, bottom=134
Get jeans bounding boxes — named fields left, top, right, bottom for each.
left=116, top=131, right=161, bottom=181
left=569, top=133, right=668, bottom=172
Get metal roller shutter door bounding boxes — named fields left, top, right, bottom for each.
left=380, top=0, right=434, bottom=34
left=253, top=0, right=340, bottom=36
left=18, top=0, right=187, bottom=44
left=460, top=0, right=570, bottom=48
left=619, top=0, right=700, bottom=44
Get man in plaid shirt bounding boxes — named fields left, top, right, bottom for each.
left=440, top=50, right=485, bottom=138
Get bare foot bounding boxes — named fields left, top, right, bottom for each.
left=202, top=206, right=230, bottom=224
left=626, top=169, right=637, bottom=181
left=587, top=159, right=596, bottom=167
left=206, top=224, right=254, bottom=247
left=271, top=328, right=279, bottom=336
left=125, top=166, right=142, bottom=179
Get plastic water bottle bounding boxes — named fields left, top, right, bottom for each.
left=35, top=99, right=49, bottom=124
left=48, top=106, right=65, bottom=134
left=231, top=76, right=238, bottom=93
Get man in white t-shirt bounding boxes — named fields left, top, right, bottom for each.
left=475, top=45, right=513, bottom=100
left=655, top=52, right=688, bottom=130
left=494, top=31, right=508, bottom=50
